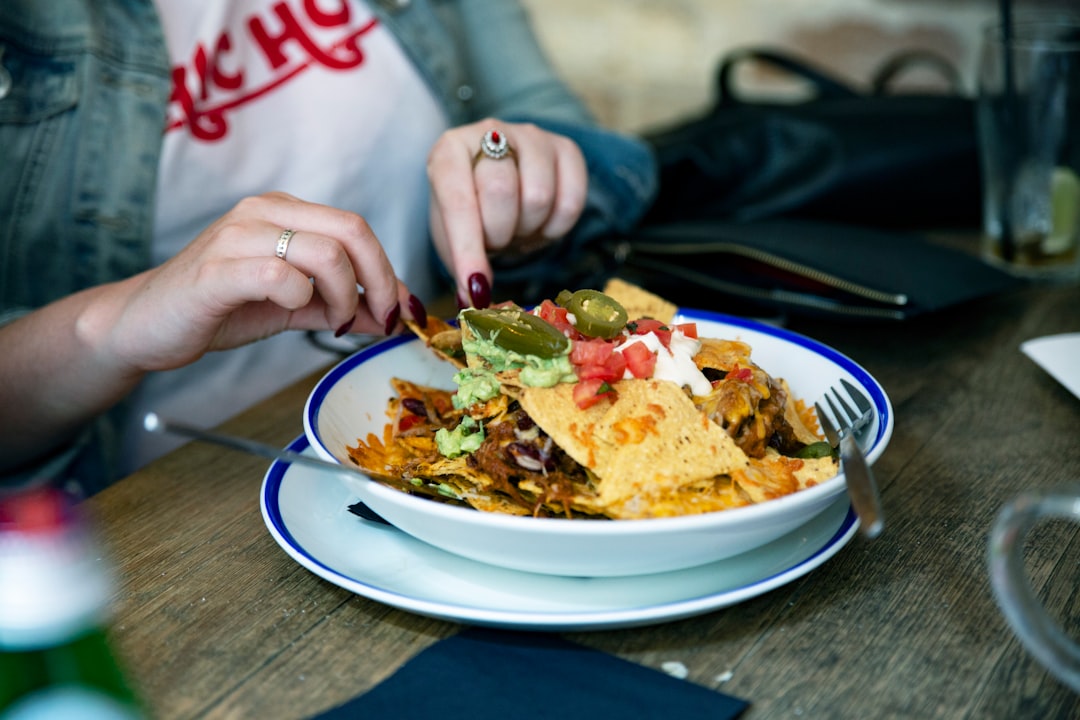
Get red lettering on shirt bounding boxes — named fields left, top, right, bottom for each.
left=164, top=1, right=376, bottom=142
left=211, top=33, right=244, bottom=91
left=305, top=0, right=351, bottom=28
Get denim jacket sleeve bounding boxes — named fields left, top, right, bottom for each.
left=0, top=0, right=170, bottom=493
left=372, top=0, right=658, bottom=301
left=0, top=1, right=169, bottom=312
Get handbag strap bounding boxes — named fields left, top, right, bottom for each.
left=869, top=49, right=964, bottom=95
left=714, top=47, right=965, bottom=105
left=714, top=47, right=862, bottom=105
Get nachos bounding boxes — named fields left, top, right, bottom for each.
left=347, top=282, right=838, bottom=519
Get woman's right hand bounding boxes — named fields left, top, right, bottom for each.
left=87, top=191, right=421, bottom=374
left=0, top=192, right=424, bottom=471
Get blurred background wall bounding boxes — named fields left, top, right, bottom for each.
left=519, top=0, right=1071, bottom=134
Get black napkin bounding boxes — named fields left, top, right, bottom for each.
left=315, top=627, right=749, bottom=719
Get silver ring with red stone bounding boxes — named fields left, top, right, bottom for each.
left=473, top=129, right=516, bottom=167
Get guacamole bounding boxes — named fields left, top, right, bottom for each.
left=451, top=367, right=502, bottom=409
left=460, top=331, right=575, bottom=389
left=435, top=415, right=485, bottom=458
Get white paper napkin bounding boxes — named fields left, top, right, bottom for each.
left=1021, top=333, right=1080, bottom=400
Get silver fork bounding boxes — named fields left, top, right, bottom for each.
left=815, top=380, right=884, bottom=539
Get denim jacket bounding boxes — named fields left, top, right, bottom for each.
left=0, top=0, right=657, bottom=491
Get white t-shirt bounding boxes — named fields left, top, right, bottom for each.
left=123, top=0, right=449, bottom=473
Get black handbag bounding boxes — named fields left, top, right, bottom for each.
left=592, top=48, right=1019, bottom=320
left=642, top=47, right=982, bottom=229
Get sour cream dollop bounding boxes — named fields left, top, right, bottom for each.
left=616, top=329, right=712, bottom=397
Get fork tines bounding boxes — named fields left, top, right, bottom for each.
left=820, top=380, right=874, bottom=440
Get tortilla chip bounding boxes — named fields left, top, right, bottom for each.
left=459, top=491, right=532, bottom=516
left=693, top=338, right=755, bottom=374
left=781, top=380, right=824, bottom=446
left=405, top=315, right=466, bottom=369
left=791, top=454, right=838, bottom=488
left=347, top=421, right=536, bottom=515
left=602, top=475, right=752, bottom=518
left=602, top=278, right=677, bottom=324
left=730, top=451, right=836, bottom=504
left=518, top=378, right=749, bottom=516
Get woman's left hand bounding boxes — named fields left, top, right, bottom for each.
left=426, top=120, right=587, bottom=308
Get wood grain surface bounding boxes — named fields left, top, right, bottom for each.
left=90, top=274, right=1080, bottom=719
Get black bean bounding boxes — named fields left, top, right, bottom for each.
left=401, top=397, right=427, bottom=416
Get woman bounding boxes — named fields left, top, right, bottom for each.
left=0, top=0, right=656, bottom=492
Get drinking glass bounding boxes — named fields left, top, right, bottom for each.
left=976, top=17, right=1080, bottom=280
left=988, top=486, right=1080, bottom=692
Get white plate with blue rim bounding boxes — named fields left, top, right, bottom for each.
left=261, top=434, right=858, bottom=630
left=299, top=309, right=892, bottom=578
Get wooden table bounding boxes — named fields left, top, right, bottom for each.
left=89, top=275, right=1080, bottom=719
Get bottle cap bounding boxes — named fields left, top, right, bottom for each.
left=0, top=487, right=113, bottom=650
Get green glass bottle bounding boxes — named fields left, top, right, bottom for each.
left=0, top=486, right=143, bottom=719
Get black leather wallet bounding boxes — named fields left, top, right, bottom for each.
left=608, top=219, right=1022, bottom=320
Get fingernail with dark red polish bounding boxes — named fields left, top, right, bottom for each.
left=334, top=316, right=355, bottom=338
left=383, top=303, right=400, bottom=335
left=408, top=294, right=428, bottom=329
left=468, top=273, right=491, bottom=309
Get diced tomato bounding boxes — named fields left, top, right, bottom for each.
left=572, top=338, right=626, bottom=382
left=628, top=318, right=665, bottom=334
left=627, top=317, right=672, bottom=349
left=571, top=337, right=613, bottom=365
left=725, top=365, right=754, bottom=383
left=675, top=322, right=698, bottom=339
left=621, top=341, right=657, bottom=379
left=573, top=378, right=617, bottom=409
left=579, top=351, right=627, bottom=382
left=534, top=298, right=565, bottom=324
left=602, top=350, right=628, bottom=380
left=534, top=299, right=577, bottom=338
left=397, top=414, right=424, bottom=432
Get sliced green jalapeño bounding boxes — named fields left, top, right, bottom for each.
left=558, top=289, right=628, bottom=339
left=794, top=441, right=837, bottom=460
left=461, top=307, right=570, bottom=359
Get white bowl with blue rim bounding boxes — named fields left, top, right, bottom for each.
left=303, top=309, right=893, bottom=577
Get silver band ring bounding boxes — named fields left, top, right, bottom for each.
left=275, top=228, right=295, bottom=260
left=472, top=129, right=516, bottom=167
